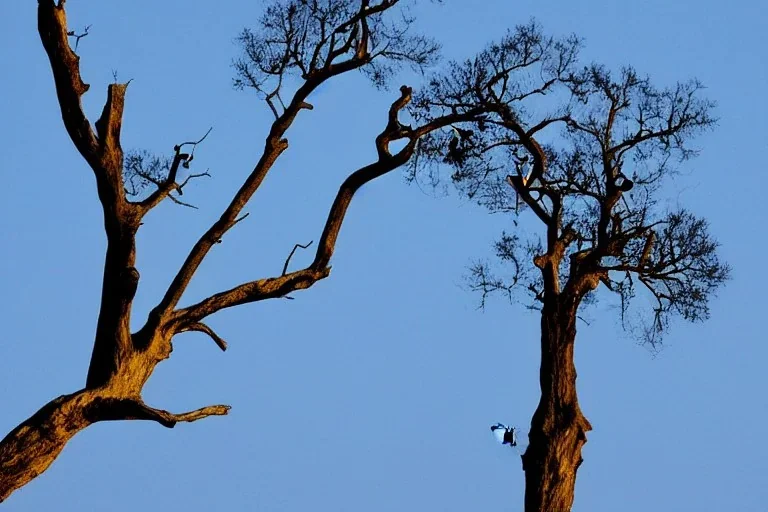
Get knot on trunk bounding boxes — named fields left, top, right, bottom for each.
left=120, top=266, right=140, bottom=299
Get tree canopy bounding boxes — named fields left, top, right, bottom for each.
left=408, top=21, right=728, bottom=346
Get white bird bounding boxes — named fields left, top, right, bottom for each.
left=490, top=423, right=517, bottom=447
left=515, top=156, right=533, bottom=186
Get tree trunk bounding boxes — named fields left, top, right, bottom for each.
left=522, top=298, right=591, bottom=512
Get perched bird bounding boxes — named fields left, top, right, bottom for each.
left=519, top=157, right=532, bottom=186
left=490, top=423, right=517, bottom=447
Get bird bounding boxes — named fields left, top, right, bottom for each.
left=490, top=423, right=517, bottom=447
left=519, top=157, right=532, bottom=186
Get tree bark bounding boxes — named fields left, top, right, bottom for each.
left=1, top=1, right=484, bottom=503
left=522, top=297, right=592, bottom=512
left=0, top=387, right=229, bottom=502
left=0, top=391, right=94, bottom=502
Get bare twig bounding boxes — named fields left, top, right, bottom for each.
left=66, top=24, right=90, bottom=52
left=232, top=212, right=250, bottom=226
left=177, top=170, right=211, bottom=195
left=167, top=194, right=199, bottom=209
left=138, top=128, right=214, bottom=213
left=175, top=126, right=213, bottom=163
left=282, top=241, right=314, bottom=276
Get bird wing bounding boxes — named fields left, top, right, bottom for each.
left=492, top=428, right=506, bottom=444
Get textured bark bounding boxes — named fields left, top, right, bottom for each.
left=2, top=1, right=477, bottom=502
left=0, top=392, right=92, bottom=502
left=0, top=389, right=229, bottom=502
left=406, top=20, right=725, bottom=512
left=522, top=298, right=591, bottom=512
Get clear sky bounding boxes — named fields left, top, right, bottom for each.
left=1, top=1, right=766, bottom=510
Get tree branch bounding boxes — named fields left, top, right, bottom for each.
left=136, top=128, right=213, bottom=214
left=170, top=88, right=484, bottom=326
left=174, top=85, right=475, bottom=327
left=66, top=23, right=90, bottom=52
left=38, top=1, right=98, bottom=164
left=38, top=1, right=131, bottom=212
left=85, top=397, right=230, bottom=428
left=151, top=43, right=383, bottom=318
left=94, top=82, right=128, bottom=173
left=177, top=321, right=228, bottom=351
left=38, top=1, right=143, bottom=388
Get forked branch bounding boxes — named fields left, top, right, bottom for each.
left=169, top=85, right=481, bottom=328
left=137, top=128, right=213, bottom=214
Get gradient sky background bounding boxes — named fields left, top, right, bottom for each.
left=1, top=1, right=766, bottom=510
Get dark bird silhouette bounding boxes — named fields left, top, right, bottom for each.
left=490, top=423, right=517, bottom=447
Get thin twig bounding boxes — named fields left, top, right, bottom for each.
left=66, top=24, right=91, bottom=52
left=177, top=170, right=211, bottom=195
left=232, top=212, right=250, bottom=228
left=173, top=127, right=213, bottom=168
left=282, top=241, right=314, bottom=276
left=178, top=126, right=213, bottom=160
left=176, top=127, right=213, bottom=150
left=167, top=194, right=199, bottom=209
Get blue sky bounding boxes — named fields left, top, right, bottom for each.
left=1, top=1, right=766, bottom=510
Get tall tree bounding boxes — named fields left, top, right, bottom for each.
left=0, top=0, right=484, bottom=502
left=409, top=22, right=729, bottom=511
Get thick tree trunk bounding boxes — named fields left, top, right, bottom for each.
left=522, top=298, right=591, bottom=512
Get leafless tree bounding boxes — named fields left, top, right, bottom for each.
left=0, top=0, right=486, bottom=502
left=409, top=21, right=730, bottom=512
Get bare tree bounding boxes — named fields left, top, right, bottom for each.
left=409, top=21, right=730, bottom=512
left=0, top=0, right=486, bottom=502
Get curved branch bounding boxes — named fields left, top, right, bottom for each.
left=38, top=1, right=98, bottom=164
left=177, top=321, right=228, bottom=351
left=136, top=128, right=214, bottom=214
left=170, top=87, right=474, bottom=325
left=38, top=1, right=130, bottom=209
left=136, top=149, right=187, bottom=211
left=152, top=37, right=386, bottom=318
left=172, top=267, right=332, bottom=325
left=0, top=391, right=228, bottom=502
left=0, top=391, right=92, bottom=502
left=38, top=1, right=142, bottom=389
